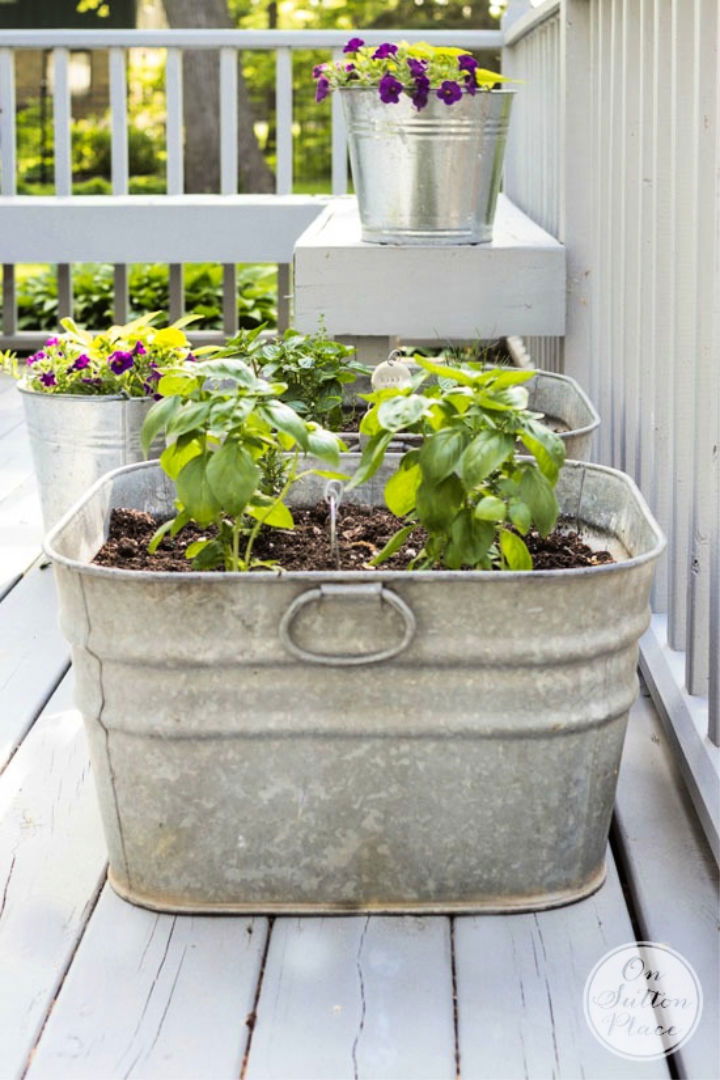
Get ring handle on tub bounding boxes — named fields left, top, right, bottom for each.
left=279, top=583, right=416, bottom=666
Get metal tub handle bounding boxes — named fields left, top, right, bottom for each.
left=279, top=583, right=416, bottom=666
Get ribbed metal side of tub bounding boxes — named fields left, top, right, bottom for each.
left=45, top=458, right=664, bottom=914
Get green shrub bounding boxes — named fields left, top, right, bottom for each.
left=9, top=263, right=277, bottom=333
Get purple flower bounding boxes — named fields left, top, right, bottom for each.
left=464, top=74, right=477, bottom=96
left=315, top=76, right=331, bottom=103
left=133, top=341, right=147, bottom=356
left=39, top=372, right=57, bottom=387
left=26, top=351, right=44, bottom=366
left=68, top=353, right=91, bottom=372
left=343, top=37, right=365, bottom=54
left=407, top=58, right=427, bottom=78
left=312, top=64, right=328, bottom=79
left=411, top=75, right=430, bottom=111
left=108, top=350, right=134, bottom=375
left=373, top=43, right=398, bottom=60
left=458, top=55, right=478, bottom=73
left=378, top=73, right=404, bottom=105
left=45, top=337, right=59, bottom=346
left=186, top=353, right=197, bottom=363
left=81, top=377, right=102, bottom=388
left=437, top=80, right=464, bottom=106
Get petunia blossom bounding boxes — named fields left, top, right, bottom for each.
left=315, top=76, right=331, bottom=103
left=39, top=372, right=57, bottom=387
left=378, top=73, right=403, bottom=104
left=437, top=80, right=464, bottom=106
left=411, top=75, right=430, bottom=111
left=109, top=350, right=134, bottom=375
left=133, top=341, right=147, bottom=356
left=407, top=58, right=428, bottom=78
left=458, top=55, right=478, bottom=73
left=68, top=353, right=91, bottom=372
left=343, top=37, right=365, bottom=54
left=373, top=43, right=398, bottom=60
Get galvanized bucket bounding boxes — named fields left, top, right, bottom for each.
left=340, top=88, right=515, bottom=244
left=45, top=457, right=664, bottom=915
left=346, top=369, right=601, bottom=460
left=20, top=387, right=159, bottom=531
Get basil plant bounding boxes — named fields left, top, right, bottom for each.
left=348, top=358, right=566, bottom=571
left=141, top=355, right=345, bottom=571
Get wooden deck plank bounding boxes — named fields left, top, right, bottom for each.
left=454, top=852, right=671, bottom=1079
left=0, top=674, right=107, bottom=1080
left=26, top=888, right=269, bottom=1080
left=246, top=916, right=456, bottom=1080
left=615, top=692, right=720, bottom=1080
left=0, top=566, right=69, bottom=771
left=0, top=472, right=43, bottom=596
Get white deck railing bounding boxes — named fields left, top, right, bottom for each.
left=0, top=27, right=502, bottom=345
left=503, top=0, right=720, bottom=858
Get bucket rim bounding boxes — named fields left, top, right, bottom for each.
left=18, top=383, right=153, bottom=404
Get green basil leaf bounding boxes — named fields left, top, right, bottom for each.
left=445, top=511, right=494, bottom=569
left=519, top=420, right=566, bottom=482
left=460, top=432, right=515, bottom=487
left=141, top=395, right=179, bottom=457
left=518, top=465, right=559, bottom=537
left=415, top=474, right=464, bottom=532
left=306, top=426, right=341, bottom=466
left=246, top=500, right=294, bottom=529
left=474, top=495, right=507, bottom=522
left=261, top=400, right=310, bottom=451
left=377, top=394, right=427, bottom=432
left=499, top=529, right=533, bottom=571
left=384, top=463, right=421, bottom=517
left=508, top=498, right=532, bottom=534
left=419, top=427, right=468, bottom=483
left=206, top=440, right=260, bottom=516
left=176, top=453, right=222, bottom=526
left=369, top=524, right=415, bottom=567
left=346, top=430, right=393, bottom=490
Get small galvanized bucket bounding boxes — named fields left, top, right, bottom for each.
left=20, top=386, right=159, bottom=531
left=45, top=457, right=664, bottom=915
left=340, top=88, right=515, bottom=244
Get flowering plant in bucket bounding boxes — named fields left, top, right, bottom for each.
left=313, top=39, right=511, bottom=109
left=2, top=314, right=199, bottom=398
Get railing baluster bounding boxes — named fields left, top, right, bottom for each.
left=331, top=50, right=348, bottom=195
left=0, top=46, right=16, bottom=196
left=219, top=47, right=238, bottom=337
left=275, top=46, right=293, bottom=196
left=219, top=46, right=238, bottom=195
left=166, top=47, right=184, bottom=324
left=52, top=47, right=73, bottom=322
left=1, top=47, right=17, bottom=338
left=110, top=46, right=129, bottom=323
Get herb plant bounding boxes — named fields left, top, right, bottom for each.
left=215, top=326, right=368, bottom=431
left=141, top=355, right=345, bottom=572
left=2, top=314, right=197, bottom=397
left=313, top=40, right=512, bottom=109
left=348, top=358, right=566, bottom=571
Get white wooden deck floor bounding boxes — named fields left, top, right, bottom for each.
left=0, top=375, right=717, bottom=1080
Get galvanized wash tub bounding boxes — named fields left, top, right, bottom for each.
left=45, top=458, right=664, bottom=915
left=345, top=369, right=601, bottom=459
left=20, top=387, right=158, bottom=531
left=341, top=88, right=514, bottom=244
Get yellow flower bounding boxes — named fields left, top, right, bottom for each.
left=153, top=327, right=189, bottom=348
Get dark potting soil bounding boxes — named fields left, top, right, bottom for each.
left=93, top=506, right=615, bottom=573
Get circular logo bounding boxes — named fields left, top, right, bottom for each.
left=584, top=942, right=703, bottom=1060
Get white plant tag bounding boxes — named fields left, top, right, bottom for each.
left=371, top=355, right=413, bottom=391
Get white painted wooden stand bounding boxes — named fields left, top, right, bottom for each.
left=292, top=195, right=566, bottom=339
